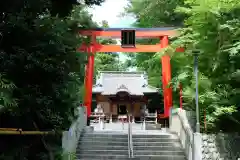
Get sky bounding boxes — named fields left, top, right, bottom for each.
left=87, top=0, right=136, bottom=64
left=87, top=0, right=135, bottom=28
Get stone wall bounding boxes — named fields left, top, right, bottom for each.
left=170, top=108, right=240, bottom=160
left=185, top=110, right=196, bottom=132
left=170, top=108, right=202, bottom=160
left=202, top=133, right=240, bottom=160
left=62, top=107, right=87, bottom=160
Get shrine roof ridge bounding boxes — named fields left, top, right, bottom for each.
left=93, top=71, right=157, bottom=95
left=81, top=27, right=179, bottom=31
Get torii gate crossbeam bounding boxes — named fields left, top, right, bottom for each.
left=78, top=27, right=184, bottom=121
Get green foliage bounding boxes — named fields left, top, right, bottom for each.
left=125, top=0, right=185, bottom=27
left=62, top=152, right=77, bottom=160
left=170, top=0, right=240, bottom=132
left=0, top=0, right=104, bottom=159
left=125, top=0, right=240, bottom=133
left=0, top=74, right=17, bottom=112
left=94, top=21, right=127, bottom=78
left=123, top=0, right=186, bottom=87
left=0, top=0, right=105, bottom=18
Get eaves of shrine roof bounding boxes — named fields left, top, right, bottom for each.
left=92, top=71, right=158, bottom=95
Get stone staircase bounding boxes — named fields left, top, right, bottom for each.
left=76, top=131, right=129, bottom=159
left=132, top=134, right=186, bottom=160
left=76, top=130, right=186, bottom=160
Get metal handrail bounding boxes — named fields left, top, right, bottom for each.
left=130, top=119, right=134, bottom=158
left=128, top=123, right=130, bottom=158
left=127, top=114, right=134, bottom=158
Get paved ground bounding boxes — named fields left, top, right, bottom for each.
left=90, top=122, right=169, bottom=135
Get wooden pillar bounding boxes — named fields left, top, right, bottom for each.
left=84, top=47, right=89, bottom=116
left=161, top=36, right=172, bottom=118
left=84, top=35, right=96, bottom=118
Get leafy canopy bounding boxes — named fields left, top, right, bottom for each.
left=0, top=0, right=104, bottom=159
left=125, top=0, right=240, bottom=132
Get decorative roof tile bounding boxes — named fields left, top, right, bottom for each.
left=92, top=71, right=158, bottom=95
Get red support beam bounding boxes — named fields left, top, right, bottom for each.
left=79, top=29, right=177, bottom=37
left=79, top=27, right=185, bottom=120
left=176, top=47, right=185, bottom=52
left=80, top=44, right=162, bottom=53
left=161, top=36, right=173, bottom=118
left=84, top=36, right=96, bottom=117
left=78, top=43, right=184, bottom=53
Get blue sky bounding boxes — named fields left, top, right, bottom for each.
left=88, top=0, right=136, bottom=64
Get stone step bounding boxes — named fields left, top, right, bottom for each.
left=76, top=154, right=129, bottom=159
left=79, top=137, right=128, bottom=142
left=79, top=141, right=181, bottom=147
left=77, top=132, right=186, bottom=160
left=83, top=132, right=127, bottom=135
left=132, top=134, right=177, bottom=139
left=134, top=150, right=185, bottom=156
left=134, top=145, right=182, bottom=151
left=133, top=138, right=179, bottom=142
left=133, top=155, right=186, bottom=160
left=77, top=159, right=134, bottom=160
left=77, top=149, right=184, bottom=156
left=78, top=141, right=128, bottom=145
left=82, top=134, right=128, bottom=138
left=77, top=155, right=186, bottom=160
left=78, top=159, right=132, bottom=160
left=78, top=145, right=128, bottom=150
left=133, top=141, right=181, bottom=146
left=79, top=137, right=178, bottom=142
left=82, top=133, right=176, bottom=139
left=79, top=141, right=180, bottom=146
left=78, top=145, right=182, bottom=151
left=77, top=149, right=129, bottom=155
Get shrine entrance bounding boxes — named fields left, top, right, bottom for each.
left=118, top=104, right=127, bottom=115
left=78, top=27, right=184, bottom=123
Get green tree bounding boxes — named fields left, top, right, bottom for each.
left=124, top=0, right=240, bottom=132
left=94, top=20, right=127, bottom=78
left=170, top=0, right=240, bottom=132
left=0, top=0, right=104, bottom=159
left=123, top=0, right=186, bottom=87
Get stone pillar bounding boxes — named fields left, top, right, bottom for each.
left=193, top=133, right=203, bottom=160
left=155, top=111, right=158, bottom=124
left=110, top=101, right=113, bottom=123
left=131, top=101, right=135, bottom=123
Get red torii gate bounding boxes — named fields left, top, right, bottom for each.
left=78, top=27, right=184, bottom=121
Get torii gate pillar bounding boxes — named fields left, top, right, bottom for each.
left=79, top=27, right=184, bottom=121
left=161, top=36, right=172, bottom=117
left=84, top=36, right=96, bottom=118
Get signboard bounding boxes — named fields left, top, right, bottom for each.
left=121, top=29, right=136, bottom=48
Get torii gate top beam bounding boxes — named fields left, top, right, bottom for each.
left=81, top=27, right=184, bottom=119
left=79, top=27, right=178, bottom=37
left=78, top=27, right=183, bottom=53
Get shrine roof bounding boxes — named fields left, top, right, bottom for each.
left=92, top=71, right=158, bottom=96
left=82, top=27, right=177, bottom=31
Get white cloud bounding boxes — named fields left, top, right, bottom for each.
left=88, top=0, right=129, bottom=27
left=87, top=0, right=136, bottom=67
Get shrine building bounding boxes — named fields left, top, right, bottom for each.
left=91, top=71, right=160, bottom=122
